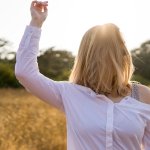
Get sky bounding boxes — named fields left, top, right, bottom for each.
left=0, top=0, right=150, bottom=55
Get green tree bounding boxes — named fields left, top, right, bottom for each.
left=38, top=47, right=74, bottom=80
left=0, top=39, right=19, bottom=88
left=0, top=35, right=75, bottom=88
left=0, top=62, right=20, bottom=87
left=131, top=40, right=150, bottom=85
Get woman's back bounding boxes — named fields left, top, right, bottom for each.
left=15, top=1, right=150, bottom=149
left=52, top=81, right=150, bottom=150
left=15, top=22, right=150, bottom=150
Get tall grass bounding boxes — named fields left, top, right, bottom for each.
left=0, top=89, right=66, bottom=150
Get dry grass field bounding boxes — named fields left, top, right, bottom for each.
left=0, top=88, right=66, bottom=150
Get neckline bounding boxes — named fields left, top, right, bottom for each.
left=98, top=95, right=130, bottom=104
left=71, top=82, right=130, bottom=104
left=70, top=82, right=150, bottom=107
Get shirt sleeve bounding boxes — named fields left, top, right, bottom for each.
left=15, top=25, right=65, bottom=112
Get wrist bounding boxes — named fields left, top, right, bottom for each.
left=29, top=20, right=43, bottom=28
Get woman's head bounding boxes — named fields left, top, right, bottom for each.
left=69, top=23, right=134, bottom=97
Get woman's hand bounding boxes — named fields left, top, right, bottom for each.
left=30, top=0, right=48, bottom=28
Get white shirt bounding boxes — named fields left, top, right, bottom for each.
left=15, top=25, right=150, bottom=150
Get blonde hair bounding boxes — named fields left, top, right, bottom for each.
left=69, top=23, right=134, bottom=97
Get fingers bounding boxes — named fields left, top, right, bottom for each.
left=31, top=1, right=48, bottom=8
left=32, top=1, right=48, bottom=6
left=31, top=1, right=35, bottom=8
left=31, top=1, right=48, bottom=12
left=43, top=5, right=48, bottom=12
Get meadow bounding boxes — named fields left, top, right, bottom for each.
left=0, top=88, right=66, bottom=150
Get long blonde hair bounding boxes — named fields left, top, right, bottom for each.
left=69, top=23, right=134, bottom=97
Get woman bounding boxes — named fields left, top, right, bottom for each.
left=15, top=1, right=150, bottom=150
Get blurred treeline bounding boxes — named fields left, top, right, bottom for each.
left=0, top=38, right=150, bottom=88
left=0, top=38, right=74, bottom=88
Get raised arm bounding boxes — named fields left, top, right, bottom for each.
left=15, top=1, right=65, bottom=112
